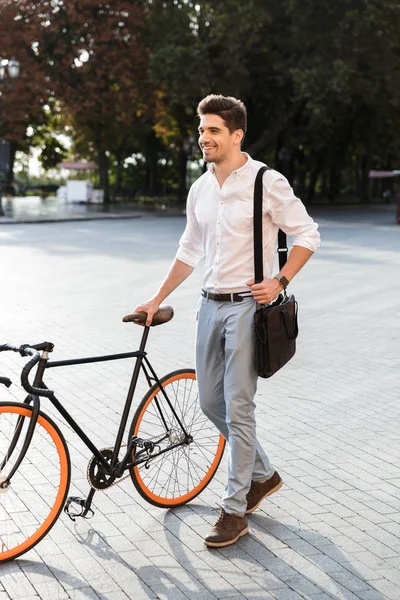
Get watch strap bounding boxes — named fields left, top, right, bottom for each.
left=274, top=274, right=289, bottom=289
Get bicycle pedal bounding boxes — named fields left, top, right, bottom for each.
left=64, top=496, right=94, bottom=521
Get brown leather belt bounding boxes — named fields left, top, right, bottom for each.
left=201, top=289, right=252, bottom=302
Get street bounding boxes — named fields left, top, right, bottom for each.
left=0, top=210, right=400, bottom=600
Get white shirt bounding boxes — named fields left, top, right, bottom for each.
left=176, top=153, right=320, bottom=293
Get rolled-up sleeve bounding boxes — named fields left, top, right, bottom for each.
left=266, top=175, right=321, bottom=252
left=175, top=185, right=205, bottom=267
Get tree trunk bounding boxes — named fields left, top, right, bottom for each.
left=355, top=158, right=361, bottom=200
left=178, top=145, right=187, bottom=204
left=307, top=168, right=320, bottom=204
left=145, top=145, right=158, bottom=196
left=307, top=150, right=324, bottom=204
left=115, top=151, right=123, bottom=200
left=6, top=142, right=17, bottom=191
left=98, top=150, right=110, bottom=204
left=329, top=168, right=341, bottom=201
left=321, top=169, right=328, bottom=200
left=297, top=168, right=306, bottom=199
left=361, top=148, right=372, bottom=204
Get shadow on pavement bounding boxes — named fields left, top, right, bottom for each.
left=158, top=506, right=389, bottom=600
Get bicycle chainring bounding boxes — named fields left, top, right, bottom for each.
left=87, top=448, right=116, bottom=490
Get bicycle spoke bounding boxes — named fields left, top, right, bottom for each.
left=130, top=371, right=225, bottom=507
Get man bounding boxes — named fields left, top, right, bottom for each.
left=134, top=94, right=320, bottom=548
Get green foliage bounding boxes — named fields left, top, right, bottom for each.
left=28, top=102, right=69, bottom=170
left=2, top=0, right=400, bottom=202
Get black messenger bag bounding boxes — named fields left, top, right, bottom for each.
left=253, top=166, right=298, bottom=378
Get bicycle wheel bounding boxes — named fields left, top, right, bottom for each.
left=128, top=369, right=225, bottom=508
left=0, top=402, right=71, bottom=563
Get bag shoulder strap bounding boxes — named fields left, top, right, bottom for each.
left=253, top=166, right=288, bottom=283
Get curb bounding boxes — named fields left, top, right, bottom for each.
left=0, top=210, right=187, bottom=225
left=0, top=214, right=146, bottom=225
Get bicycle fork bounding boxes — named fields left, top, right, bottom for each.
left=0, top=394, right=40, bottom=490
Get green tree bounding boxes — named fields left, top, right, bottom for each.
left=285, top=0, right=400, bottom=200
left=0, top=1, right=50, bottom=188
left=29, top=102, right=69, bottom=171
left=11, top=0, right=149, bottom=203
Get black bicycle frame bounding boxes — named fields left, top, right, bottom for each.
left=29, top=326, right=191, bottom=478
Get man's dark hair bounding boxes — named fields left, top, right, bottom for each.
left=197, top=94, right=247, bottom=135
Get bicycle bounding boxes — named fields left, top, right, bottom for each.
left=0, top=306, right=226, bottom=563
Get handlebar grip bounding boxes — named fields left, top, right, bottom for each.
left=0, top=343, right=55, bottom=397
left=0, top=376, right=12, bottom=388
left=19, top=347, right=55, bottom=398
left=0, top=343, right=19, bottom=353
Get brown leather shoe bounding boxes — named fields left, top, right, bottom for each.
left=204, top=509, right=248, bottom=548
left=245, top=471, right=282, bottom=515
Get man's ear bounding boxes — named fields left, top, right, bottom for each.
left=233, top=129, right=244, bottom=146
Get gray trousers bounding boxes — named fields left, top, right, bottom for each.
left=195, top=295, right=274, bottom=515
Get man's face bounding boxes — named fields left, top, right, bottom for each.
left=198, top=114, right=242, bottom=164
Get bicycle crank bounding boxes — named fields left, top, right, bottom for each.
left=87, top=448, right=117, bottom=490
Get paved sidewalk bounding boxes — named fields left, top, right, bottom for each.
left=0, top=196, right=181, bottom=224
left=0, top=209, right=399, bottom=600
left=0, top=195, right=398, bottom=226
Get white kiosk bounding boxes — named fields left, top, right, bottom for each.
left=57, top=161, right=101, bottom=204
left=66, top=180, right=92, bottom=203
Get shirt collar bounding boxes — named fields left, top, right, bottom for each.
left=208, top=152, right=252, bottom=179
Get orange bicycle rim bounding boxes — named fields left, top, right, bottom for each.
left=0, top=404, right=70, bottom=562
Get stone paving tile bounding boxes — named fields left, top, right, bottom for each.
left=149, top=582, right=189, bottom=600
left=96, top=593, right=130, bottom=600
left=1, top=210, right=400, bottom=600
left=29, top=581, right=69, bottom=600
left=67, top=590, right=100, bottom=600
left=1, top=597, right=40, bottom=600
left=1, top=564, right=38, bottom=598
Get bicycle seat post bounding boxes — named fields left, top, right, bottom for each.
left=138, top=325, right=150, bottom=353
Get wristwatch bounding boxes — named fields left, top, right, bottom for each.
left=274, top=274, right=290, bottom=290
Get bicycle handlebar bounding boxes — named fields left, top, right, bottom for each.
left=0, top=343, right=54, bottom=398
left=0, top=376, right=12, bottom=388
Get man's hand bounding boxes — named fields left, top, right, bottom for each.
left=133, top=299, right=160, bottom=327
left=246, top=278, right=283, bottom=304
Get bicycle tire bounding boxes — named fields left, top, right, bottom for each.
left=128, top=369, right=225, bottom=508
left=0, top=402, right=71, bottom=563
